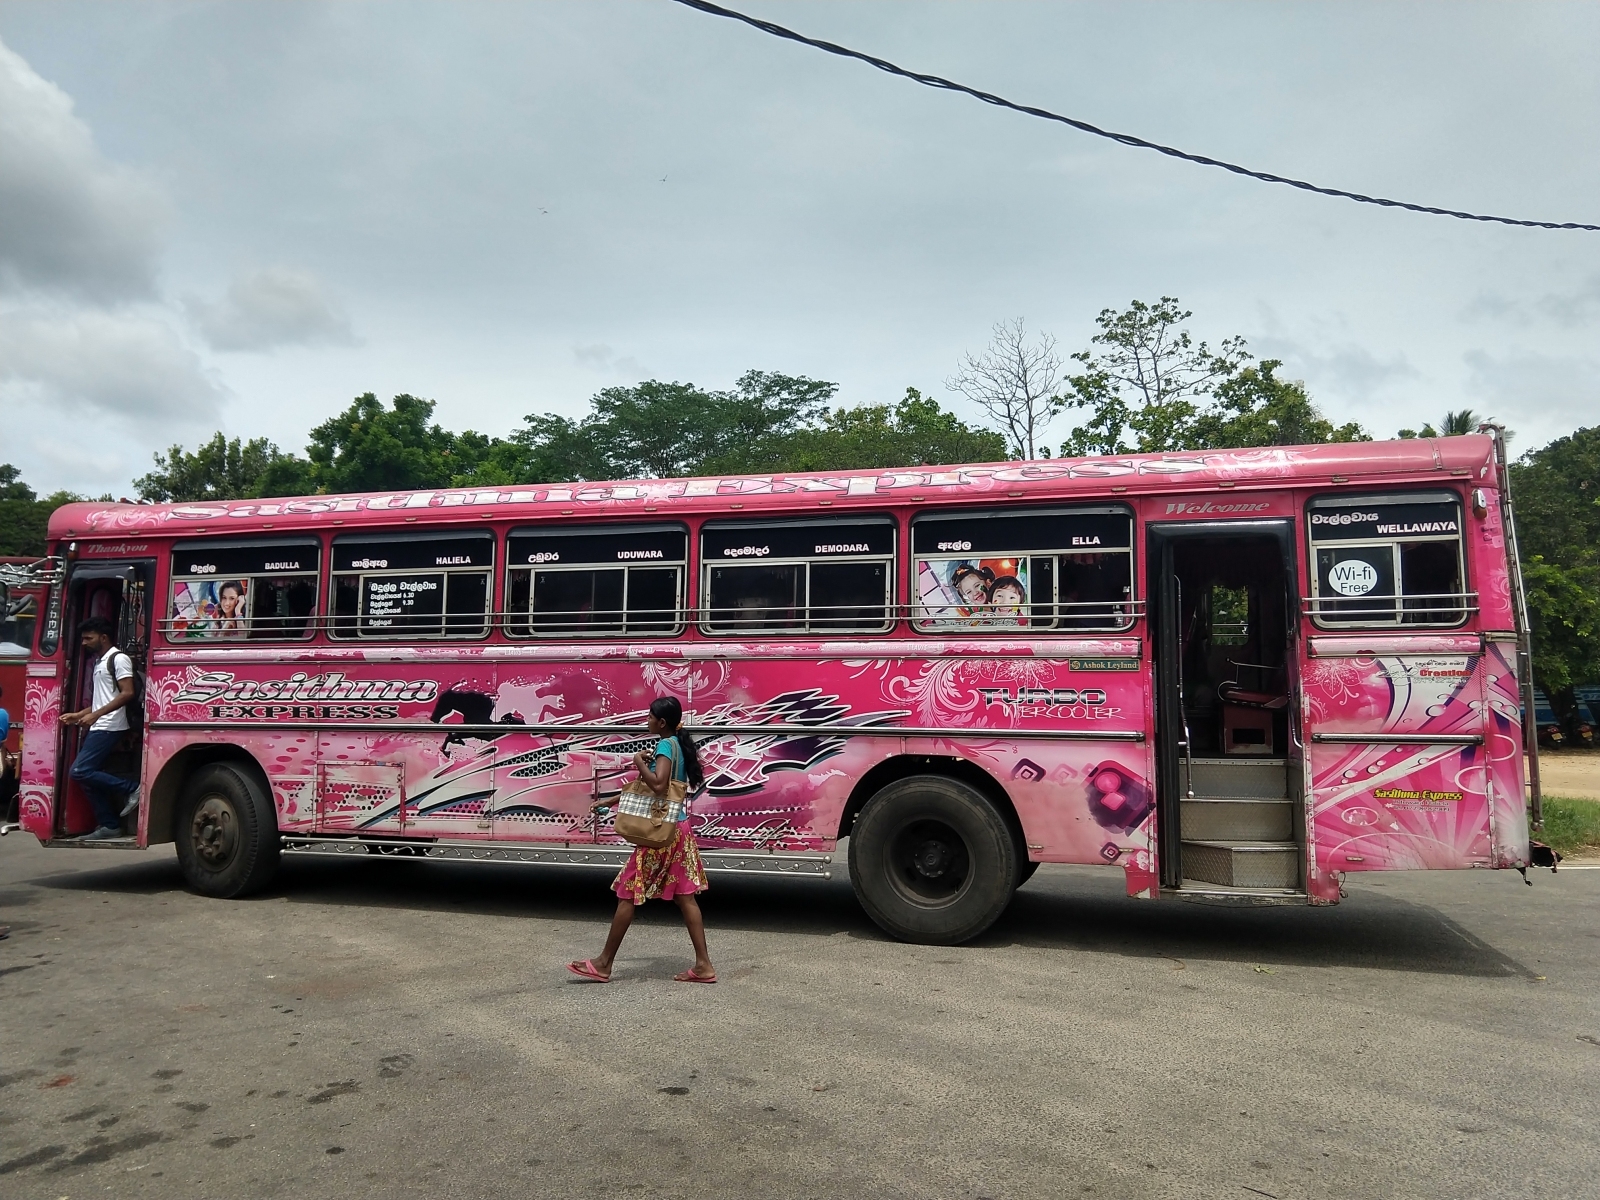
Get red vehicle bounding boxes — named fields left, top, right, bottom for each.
left=0, top=557, right=43, bottom=755
left=10, top=434, right=1545, bottom=943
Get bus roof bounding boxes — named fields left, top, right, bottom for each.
left=48, top=434, right=1499, bottom=541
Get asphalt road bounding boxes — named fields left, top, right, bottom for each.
left=1, top=836, right=1595, bottom=1200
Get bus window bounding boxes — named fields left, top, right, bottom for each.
left=0, top=592, right=37, bottom=654
left=911, top=507, right=1134, bottom=631
left=331, top=532, right=493, bottom=639
left=504, top=525, right=686, bottom=637
left=167, top=540, right=320, bottom=641
left=1306, top=492, right=1467, bottom=627
left=701, top=519, right=895, bottom=634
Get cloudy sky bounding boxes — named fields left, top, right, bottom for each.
left=2, top=1, right=1597, bottom=496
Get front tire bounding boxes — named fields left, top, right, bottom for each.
left=175, top=763, right=279, bottom=897
left=848, top=775, right=1018, bottom=945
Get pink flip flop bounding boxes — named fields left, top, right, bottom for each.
left=566, top=958, right=611, bottom=983
left=673, top=968, right=717, bottom=984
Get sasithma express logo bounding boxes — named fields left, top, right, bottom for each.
left=174, top=671, right=439, bottom=705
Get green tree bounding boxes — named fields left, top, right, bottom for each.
left=1521, top=557, right=1600, bottom=698
left=758, top=388, right=1007, bottom=472
left=0, top=464, right=35, bottom=502
left=1187, top=362, right=1369, bottom=449
left=1398, top=409, right=1483, bottom=440
left=134, top=433, right=295, bottom=502
left=1508, top=426, right=1600, bottom=701
left=300, top=393, right=463, bottom=493
left=1060, top=298, right=1251, bottom=456
left=485, top=371, right=839, bottom=482
left=1511, top=427, right=1600, bottom=570
left=0, top=465, right=81, bottom=556
left=460, top=412, right=613, bottom=486
left=1056, top=299, right=1366, bottom=454
left=241, top=392, right=515, bottom=496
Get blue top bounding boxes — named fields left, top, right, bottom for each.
left=0, top=707, right=9, bottom=743
left=655, top=736, right=686, bottom=782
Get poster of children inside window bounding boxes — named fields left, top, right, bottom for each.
left=172, top=579, right=250, bottom=639
left=918, top=558, right=1029, bottom=627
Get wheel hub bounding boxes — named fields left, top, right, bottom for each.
left=912, top=838, right=953, bottom=879
left=191, top=795, right=238, bottom=868
left=888, top=817, right=972, bottom=904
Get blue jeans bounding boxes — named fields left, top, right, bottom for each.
left=70, top=729, right=136, bottom=830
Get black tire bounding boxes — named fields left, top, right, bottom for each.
left=1017, top=859, right=1041, bottom=886
left=848, top=774, right=1018, bottom=945
left=174, top=763, right=279, bottom=898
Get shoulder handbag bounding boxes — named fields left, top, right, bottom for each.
left=613, top=738, right=688, bottom=850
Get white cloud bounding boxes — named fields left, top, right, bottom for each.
left=1254, top=338, right=1418, bottom=402
left=0, top=35, right=166, bottom=301
left=1463, top=276, right=1600, bottom=327
left=186, top=266, right=356, bottom=352
left=1464, top=349, right=1600, bottom=447
left=0, top=307, right=226, bottom=420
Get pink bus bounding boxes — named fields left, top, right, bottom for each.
left=9, top=434, right=1544, bottom=943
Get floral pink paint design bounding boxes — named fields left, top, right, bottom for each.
left=1304, top=640, right=1528, bottom=881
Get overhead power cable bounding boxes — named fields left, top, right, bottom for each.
left=669, top=0, right=1600, bottom=233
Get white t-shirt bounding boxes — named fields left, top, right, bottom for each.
left=91, top=647, right=134, bottom=732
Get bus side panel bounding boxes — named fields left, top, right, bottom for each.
left=677, top=648, right=1154, bottom=869
left=1483, top=639, right=1531, bottom=868
left=1302, top=640, right=1494, bottom=872
left=18, top=669, right=61, bottom=839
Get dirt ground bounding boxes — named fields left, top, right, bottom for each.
left=1, top=839, right=1596, bottom=1200
left=1532, top=750, right=1600, bottom=801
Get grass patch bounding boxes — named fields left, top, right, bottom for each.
left=1535, top=796, right=1600, bottom=859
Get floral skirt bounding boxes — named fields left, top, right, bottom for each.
left=612, top=825, right=708, bottom=904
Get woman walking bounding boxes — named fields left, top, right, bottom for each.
left=567, top=696, right=715, bottom=983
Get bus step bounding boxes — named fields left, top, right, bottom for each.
left=1187, top=758, right=1288, bottom=800
left=1180, top=797, right=1293, bottom=841
left=43, top=835, right=142, bottom=850
left=1181, top=839, right=1299, bottom=889
left=1170, top=879, right=1307, bottom=905
left=280, top=836, right=834, bottom=879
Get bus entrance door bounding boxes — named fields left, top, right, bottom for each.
left=52, top=560, right=152, bottom=841
left=1148, top=521, right=1303, bottom=896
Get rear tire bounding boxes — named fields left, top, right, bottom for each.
left=174, top=763, right=279, bottom=898
left=848, top=774, right=1018, bottom=945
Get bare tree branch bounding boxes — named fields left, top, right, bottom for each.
left=946, top=318, right=1062, bottom=460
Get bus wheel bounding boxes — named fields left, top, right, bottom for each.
left=175, top=764, right=280, bottom=898
left=848, top=775, right=1018, bottom=945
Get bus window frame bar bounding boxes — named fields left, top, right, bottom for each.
left=910, top=546, right=1138, bottom=635
left=506, top=562, right=688, bottom=639
left=699, top=552, right=896, bottom=637
left=329, top=564, right=495, bottom=641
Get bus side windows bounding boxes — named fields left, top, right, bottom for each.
left=1306, top=493, right=1467, bottom=627
left=166, top=540, right=320, bottom=641
left=505, top=525, right=686, bottom=637
left=910, top=508, right=1135, bottom=632
left=330, top=532, right=494, bottom=639
left=701, top=519, right=895, bottom=634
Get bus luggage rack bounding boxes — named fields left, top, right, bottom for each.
left=280, top=834, right=833, bottom=878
